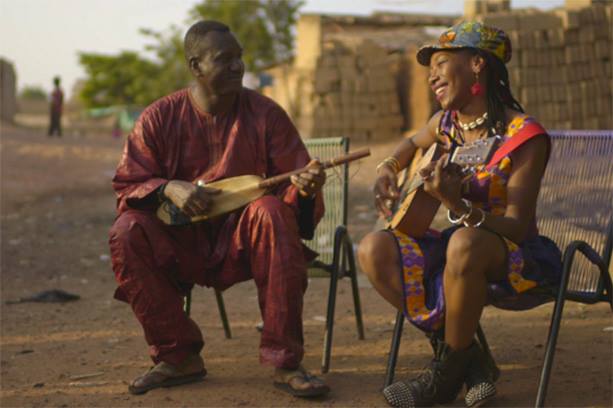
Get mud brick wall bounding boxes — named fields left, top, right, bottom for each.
left=263, top=14, right=440, bottom=141
left=1, top=58, right=18, bottom=123
left=296, top=38, right=404, bottom=141
left=479, top=2, right=612, bottom=129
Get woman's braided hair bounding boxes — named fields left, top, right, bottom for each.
left=470, top=49, right=524, bottom=137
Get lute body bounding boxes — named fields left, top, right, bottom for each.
left=157, top=148, right=370, bottom=226
left=387, top=143, right=445, bottom=237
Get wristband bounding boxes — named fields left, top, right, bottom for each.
left=464, top=207, right=486, bottom=228
left=447, top=199, right=473, bottom=225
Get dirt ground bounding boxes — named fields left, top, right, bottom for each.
left=1, top=123, right=611, bottom=407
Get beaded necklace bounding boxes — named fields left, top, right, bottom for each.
left=456, top=111, right=488, bottom=131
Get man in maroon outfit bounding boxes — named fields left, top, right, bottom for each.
left=109, top=20, right=329, bottom=397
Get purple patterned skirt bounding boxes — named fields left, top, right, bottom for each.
left=389, top=226, right=562, bottom=332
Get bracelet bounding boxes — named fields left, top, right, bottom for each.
left=376, top=156, right=401, bottom=174
left=447, top=199, right=473, bottom=225
left=464, top=207, right=486, bottom=228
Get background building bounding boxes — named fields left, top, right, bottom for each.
left=263, top=0, right=612, bottom=141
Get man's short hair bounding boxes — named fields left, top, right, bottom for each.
left=184, top=20, right=230, bottom=61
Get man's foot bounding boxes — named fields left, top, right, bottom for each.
left=273, top=366, right=330, bottom=398
left=128, top=354, right=207, bottom=395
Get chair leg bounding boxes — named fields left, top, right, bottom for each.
left=535, top=296, right=567, bottom=407
left=599, top=263, right=613, bottom=311
left=321, top=225, right=349, bottom=373
left=321, top=260, right=340, bottom=373
left=384, top=310, right=404, bottom=388
left=476, top=324, right=500, bottom=382
left=345, top=237, right=365, bottom=340
left=535, top=243, right=575, bottom=407
left=214, top=289, right=232, bottom=339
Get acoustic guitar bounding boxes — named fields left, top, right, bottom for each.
left=387, top=137, right=500, bottom=237
left=157, top=148, right=371, bottom=226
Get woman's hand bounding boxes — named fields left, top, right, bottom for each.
left=421, top=154, right=464, bottom=210
left=373, top=165, right=399, bottom=218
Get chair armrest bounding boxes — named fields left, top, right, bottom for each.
left=563, top=240, right=607, bottom=277
left=562, top=240, right=612, bottom=308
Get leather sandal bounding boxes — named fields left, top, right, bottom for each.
left=273, top=366, right=330, bottom=398
left=128, top=354, right=207, bottom=395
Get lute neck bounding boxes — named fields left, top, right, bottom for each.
left=258, top=148, right=370, bottom=189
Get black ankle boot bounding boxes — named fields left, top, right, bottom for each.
left=383, top=341, right=479, bottom=408
left=464, top=345, right=498, bottom=407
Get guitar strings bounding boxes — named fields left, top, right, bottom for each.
left=321, top=155, right=364, bottom=186
left=348, top=159, right=363, bottom=182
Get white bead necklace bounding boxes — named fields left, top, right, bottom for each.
left=457, top=112, right=488, bottom=131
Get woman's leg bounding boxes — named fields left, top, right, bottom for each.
left=358, top=231, right=404, bottom=311
left=443, top=227, right=507, bottom=351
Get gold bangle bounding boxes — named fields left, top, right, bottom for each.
left=376, top=156, right=401, bottom=174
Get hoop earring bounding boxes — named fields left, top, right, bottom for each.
left=470, top=72, right=483, bottom=96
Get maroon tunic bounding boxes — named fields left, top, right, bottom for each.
left=50, top=88, right=63, bottom=114
left=109, top=88, right=324, bottom=369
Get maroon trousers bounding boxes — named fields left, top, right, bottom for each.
left=109, top=196, right=308, bottom=369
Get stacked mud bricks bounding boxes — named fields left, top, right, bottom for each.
left=477, top=0, right=612, bottom=129
left=298, top=37, right=403, bottom=141
left=263, top=14, right=443, bottom=141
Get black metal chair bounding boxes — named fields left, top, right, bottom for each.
left=383, top=130, right=613, bottom=407
left=303, top=137, right=365, bottom=373
left=184, top=136, right=365, bottom=371
left=184, top=289, right=232, bottom=339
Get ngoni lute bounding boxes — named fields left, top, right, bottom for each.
left=387, top=136, right=500, bottom=237
left=157, top=148, right=371, bottom=226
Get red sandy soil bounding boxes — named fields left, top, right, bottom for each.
left=1, top=124, right=611, bottom=407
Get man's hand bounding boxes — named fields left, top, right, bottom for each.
left=373, top=165, right=399, bottom=218
left=290, top=159, right=326, bottom=198
left=163, top=180, right=221, bottom=217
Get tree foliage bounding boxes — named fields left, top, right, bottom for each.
left=190, top=0, right=303, bottom=71
left=78, top=51, right=161, bottom=108
left=20, top=86, right=47, bottom=100
left=77, top=0, right=303, bottom=108
left=140, top=25, right=192, bottom=98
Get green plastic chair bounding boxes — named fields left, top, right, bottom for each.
left=184, top=136, right=365, bottom=373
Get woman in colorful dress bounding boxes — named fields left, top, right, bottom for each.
left=358, top=22, right=562, bottom=408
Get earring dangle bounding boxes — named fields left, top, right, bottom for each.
left=470, top=72, right=483, bottom=96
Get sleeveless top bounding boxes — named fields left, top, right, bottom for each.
left=437, top=111, right=549, bottom=239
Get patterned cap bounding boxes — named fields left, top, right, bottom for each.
left=416, top=21, right=511, bottom=66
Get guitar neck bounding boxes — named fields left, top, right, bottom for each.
left=401, top=147, right=457, bottom=195
left=258, top=148, right=371, bottom=189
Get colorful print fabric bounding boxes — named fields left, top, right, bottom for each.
left=417, top=21, right=512, bottom=66
left=392, top=114, right=561, bottom=332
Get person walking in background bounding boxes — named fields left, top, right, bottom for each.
left=48, top=76, right=63, bottom=137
